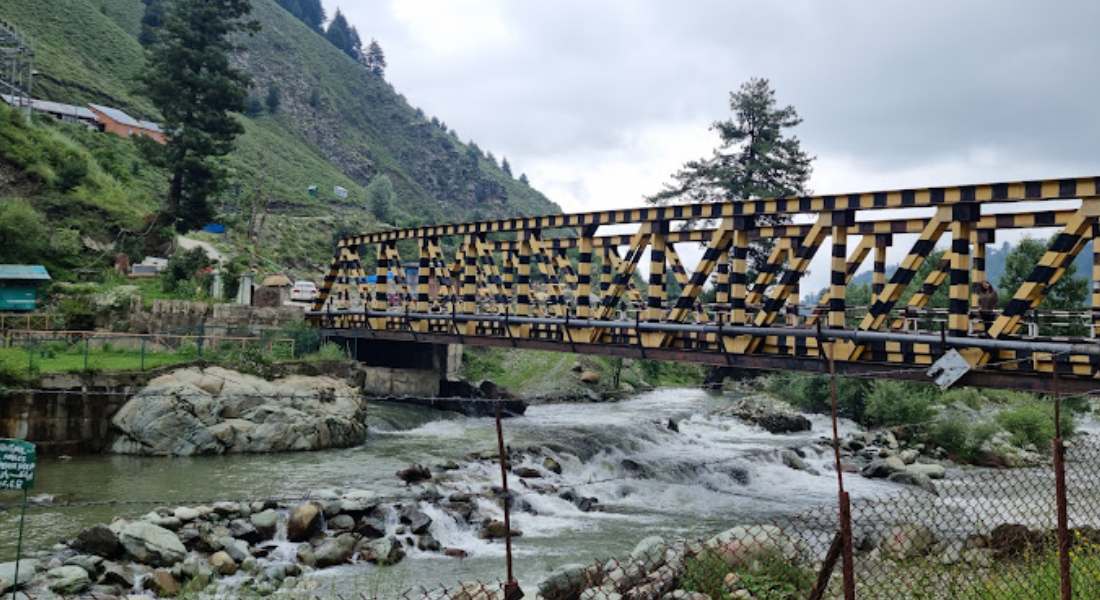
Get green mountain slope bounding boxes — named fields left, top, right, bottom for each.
left=0, top=0, right=557, bottom=277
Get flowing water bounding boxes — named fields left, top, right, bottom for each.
left=0, top=388, right=901, bottom=594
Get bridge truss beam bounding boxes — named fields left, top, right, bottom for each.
left=312, top=176, right=1100, bottom=393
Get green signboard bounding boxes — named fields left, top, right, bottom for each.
left=0, top=439, right=36, bottom=491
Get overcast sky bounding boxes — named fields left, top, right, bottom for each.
left=324, top=0, right=1100, bottom=292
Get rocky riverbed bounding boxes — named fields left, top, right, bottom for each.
left=0, top=386, right=1080, bottom=598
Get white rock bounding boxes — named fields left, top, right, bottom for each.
left=118, top=521, right=186, bottom=566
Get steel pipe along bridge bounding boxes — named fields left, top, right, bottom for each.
left=309, top=176, right=1100, bottom=394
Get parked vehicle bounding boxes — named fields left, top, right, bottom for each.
left=290, top=280, right=318, bottom=302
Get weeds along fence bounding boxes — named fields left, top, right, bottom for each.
left=0, top=329, right=295, bottom=376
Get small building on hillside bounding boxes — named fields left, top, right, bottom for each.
left=0, top=265, right=51, bottom=312
left=256, top=274, right=293, bottom=306
left=1, top=94, right=98, bottom=128
left=88, top=104, right=166, bottom=144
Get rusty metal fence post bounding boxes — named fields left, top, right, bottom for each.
left=494, top=403, right=524, bottom=600
left=817, top=325, right=856, bottom=600
left=1052, top=367, right=1072, bottom=600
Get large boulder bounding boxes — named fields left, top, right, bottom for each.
left=862, top=456, right=907, bottom=479
left=880, top=524, right=937, bottom=560
left=314, top=534, right=357, bottom=567
left=209, top=551, right=238, bottom=576
left=118, top=521, right=187, bottom=567
left=0, top=559, right=38, bottom=594
left=704, top=525, right=798, bottom=567
left=907, top=462, right=946, bottom=480
left=287, top=502, right=324, bottom=542
left=250, top=509, right=278, bottom=540
left=720, top=397, right=811, bottom=434
left=359, top=537, right=406, bottom=566
left=45, top=565, right=91, bottom=594
left=109, top=367, right=367, bottom=455
left=538, top=563, right=591, bottom=600
left=72, top=524, right=122, bottom=558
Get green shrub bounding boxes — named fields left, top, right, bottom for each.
left=275, top=321, right=322, bottom=358
left=863, top=381, right=935, bottom=428
left=996, top=402, right=1071, bottom=449
left=162, top=248, right=214, bottom=295
left=927, top=418, right=999, bottom=462
left=766, top=372, right=871, bottom=423
left=681, top=549, right=812, bottom=600
left=680, top=550, right=731, bottom=599
left=302, top=342, right=348, bottom=362
left=58, top=296, right=97, bottom=330
left=938, top=387, right=985, bottom=410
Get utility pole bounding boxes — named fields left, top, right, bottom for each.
left=0, top=18, right=34, bottom=121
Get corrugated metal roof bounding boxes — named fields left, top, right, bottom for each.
left=136, top=119, right=163, bottom=133
left=1, top=94, right=95, bottom=120
left=89, top=103, right=143, bottom=128
left=0, top=265, right=51, bottom=281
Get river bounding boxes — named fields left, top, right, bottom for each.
left=1, top=388, right=904, bottom=595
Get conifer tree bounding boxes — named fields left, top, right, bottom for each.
left=649, top=78, right=813, bottom=273
left=366, top=39, right=386, bottom=76
left=141, top=0, right=259, bottom=232
left=139, top=0, right=165, bottom=46
left=265, top=85, right=281, bottom=114
left=325, top=10, right=359, bottom=58
left=366, top=174, right=396, bottom=223
left=501, top=158, right=512, bottom=177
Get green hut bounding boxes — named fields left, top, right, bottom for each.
left=0, top=265, right=51, bottom=311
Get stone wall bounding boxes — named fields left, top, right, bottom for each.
left=125, top=299, right=304, bottom=335
left=0, top=369, right=174, bottom=455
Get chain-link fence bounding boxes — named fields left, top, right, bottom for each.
left=371, top=443, right=1096, bottom=599
left=358, top=385, right=1096, bottom=600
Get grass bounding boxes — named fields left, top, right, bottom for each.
left=681, top=550, right=813, bottom=600
left=0, top=344, right=190, bottom=377
left=958, top=543, right=1100, bottom=599
left=461, top=346, right=705, bottom=398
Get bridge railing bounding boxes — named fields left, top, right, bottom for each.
left=310, top=176, right=1100, bottom=392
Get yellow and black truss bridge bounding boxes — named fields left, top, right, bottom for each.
left=309, top=176, right=1100, bottom=394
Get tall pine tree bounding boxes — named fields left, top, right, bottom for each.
left=649, top=78, right=812, bottom=273
left=141, top=0, right=259, bottom=232
left=275, top=0, right=324, bottom=30
left=298, top=0, right=325, bottom=31
left=365, top=39, right=386, bottom=76
left=139, top=0, right=165, bottom=46
left=325, top=10, right=361, bottom=59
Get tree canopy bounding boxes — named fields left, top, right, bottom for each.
left=649, top=78, right=813, bottom=273
left=366, top=174, right=396, bottom=223
left=999, top=237, right=1088, bottom=311
left=365, top=39, right=386, bottom=76
left=325, top=9, right=362, bottom=59
left=141, top=0, right=259, bottom=232
left=275, top=0, right=325, bottom=31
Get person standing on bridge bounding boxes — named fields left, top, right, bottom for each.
left=975, top=280, right=999, bottom=333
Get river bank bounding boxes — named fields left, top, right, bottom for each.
left=3, top=380, right=1093, bottom=598
left=0, top=388, right=882, bottom=595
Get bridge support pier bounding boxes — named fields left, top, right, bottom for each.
left=325, top=336, right=462, bottom=397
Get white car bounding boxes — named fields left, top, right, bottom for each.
left=290, top=280, right=319, bottom=302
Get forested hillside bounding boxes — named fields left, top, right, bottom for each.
left=0, top=0, right=556, bottom=277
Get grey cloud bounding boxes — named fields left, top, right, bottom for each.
left=326, top=0, right=1100, bottom=179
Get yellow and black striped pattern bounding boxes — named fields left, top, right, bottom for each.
left=308, top=176, right=1100, bottom=387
